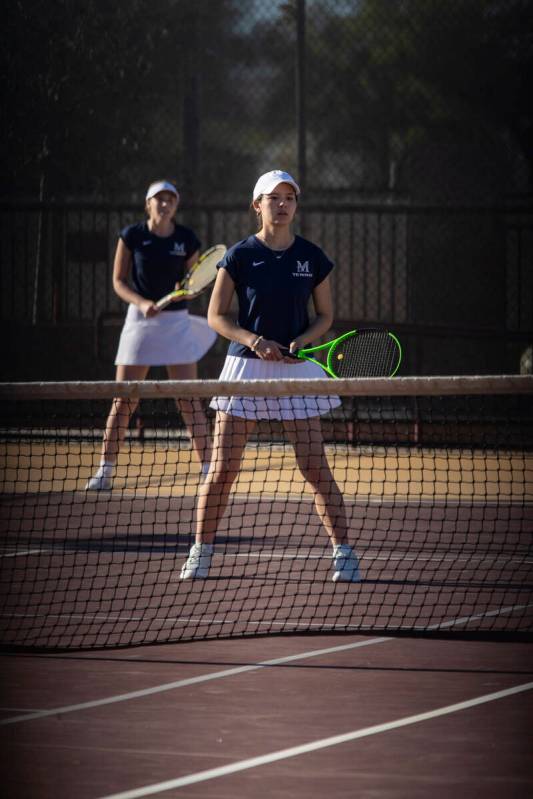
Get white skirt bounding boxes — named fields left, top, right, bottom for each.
left=115, top=305, right=217, bottom=366
left=210, top=355, right=341, bottom=420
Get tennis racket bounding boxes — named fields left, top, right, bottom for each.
left=155, top=244, right=226, bottom=310
left=282, top=329, right=402, bottom=378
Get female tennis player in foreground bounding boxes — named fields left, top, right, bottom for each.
left=180, top=169, right=360, bottom=582
left=85, top=179, right=214, bottom=490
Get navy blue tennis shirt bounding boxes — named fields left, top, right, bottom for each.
left=120, top=222, right=200, bottom=311
left=219, top=235, right=334, bottom=358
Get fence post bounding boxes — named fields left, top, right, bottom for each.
left=295, top=0, right=306, bottom=193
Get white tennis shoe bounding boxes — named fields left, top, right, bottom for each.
left=180, top=543, right=213, bottom=579
left=85, top=475, right=113, bottom=491
left=332, top=544, right=361, bottom=582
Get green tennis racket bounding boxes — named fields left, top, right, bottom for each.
left=155, top=244, right=226, bottom=310
left=282, top=329, right=402, bottom=378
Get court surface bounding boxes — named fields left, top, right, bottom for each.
left=1, top=469, right=532, bottom=648
left=1, top=631, right=532, bottom=798
left=1, top=413, right=532, bottom=796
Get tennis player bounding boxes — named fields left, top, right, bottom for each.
left=85, top=179, right=215, bottom=490
left=180, top=169, right=360, bottom=582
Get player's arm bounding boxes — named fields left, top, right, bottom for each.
left=289, top=276, right=334, bottom=353
left=207, top=268, right=257, bottom=349
left=112, top=238, right=157, bottom=317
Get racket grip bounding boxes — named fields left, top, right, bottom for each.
left=279, top=346, right=300, bottom=360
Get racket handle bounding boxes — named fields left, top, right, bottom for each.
left=155, top=296, right=172, bottom=310
left=279, top=346, right=300, bottom=360
left=155, top=290, right=184, bottom=310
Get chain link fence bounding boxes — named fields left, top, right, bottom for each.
left=2, top=0, right=532, bottom=378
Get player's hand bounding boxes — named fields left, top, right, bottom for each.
left=291, top=337, right=307, bottom=353
left=282, top=338, right=305, bottom=363
left=140, top=300, right=159, bottom=318
left=255, top=338, right=284, bottom=362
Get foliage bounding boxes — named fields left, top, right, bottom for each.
left=2, top=0, right=531, bottom=201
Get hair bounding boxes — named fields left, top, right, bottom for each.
left=250, top=200, right=262, bottom=231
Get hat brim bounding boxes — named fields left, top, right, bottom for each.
left=145, top=181, right=180, bottom=201
left=253, top=180, right=300, bottom=200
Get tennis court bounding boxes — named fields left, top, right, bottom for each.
left=4, top=1, right=533, bottom=795
left=1, top=630, right=532, bottom=797
left=1, top=376, right=532, bottom=796
left=1, top=456, right=532, bottom=648
left=1, top=377, right=532, bottom=650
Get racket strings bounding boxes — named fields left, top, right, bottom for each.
left=184, top=246, right=226, bottom=293
left=334, top=331, right=399, bottom=377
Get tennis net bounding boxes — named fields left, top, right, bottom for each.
left=0, top=376, right=532, bottom=649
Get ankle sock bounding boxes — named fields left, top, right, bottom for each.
left=333, top=543, right=352, bottom=556
left=95, top=462, right=114, bottom=479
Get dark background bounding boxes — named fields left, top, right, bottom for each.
left=2, top=0, right=532, bottom=379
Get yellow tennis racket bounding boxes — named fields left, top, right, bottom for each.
left=155, top=244, right=226, bottom=310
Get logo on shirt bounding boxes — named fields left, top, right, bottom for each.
left=252, top=260, right=265, bottom=267
left=292, top=260, right=312, bottom=277
left=170, top=242, right=186, bottom=256
left=142, top=240, right=152, bottom=246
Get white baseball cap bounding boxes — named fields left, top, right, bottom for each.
left=145, top=180, right=180, bottom=201
left=252, top=170, right=300, bottom=200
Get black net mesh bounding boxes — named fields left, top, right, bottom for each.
left=1, top=376, right=532, bottom=649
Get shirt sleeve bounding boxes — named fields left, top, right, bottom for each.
left=119, top=223, right=138, bottom=252
left=185, top=229, right=201, bottom=259
left=314, top=248, right=335, bottom=287
left=217, top=246, right=239, bottom=283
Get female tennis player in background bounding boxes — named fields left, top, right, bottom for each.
left=180, top=169, right=360, bottom=583
left=85, top=179, right=215, bottom=490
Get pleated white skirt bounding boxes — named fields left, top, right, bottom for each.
left=115, top=306, right=217, bottom=366
left=210, top=355, right=341, bottom=419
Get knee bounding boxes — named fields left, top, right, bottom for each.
left=299, top=463, right=332, bottom=490
left=207, top=465, right=239, bottom=491
left=110, top=397, right=137, bottom=417
left=302, top=470, right=322, bottom=490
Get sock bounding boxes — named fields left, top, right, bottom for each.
left=95, top=462, right=114, bottom=479
left=333, top=543, right=352, bottom=556
left=194, top=543, right=213, bottom=554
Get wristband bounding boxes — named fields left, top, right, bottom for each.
left=250, top=335, right=263, bottom=352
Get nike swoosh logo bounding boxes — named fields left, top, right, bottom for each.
left=252, top=261, right=264, bottom=266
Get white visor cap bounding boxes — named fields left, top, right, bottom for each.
left=145, top=181, right=180, bottom=201
left=252, top=170, right=300, bottom=201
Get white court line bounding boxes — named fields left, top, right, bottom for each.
left=172, top=602, right=533, bottom=633
left=99, top=681, right=533, bottom=799
left=2, top=546, right=530, bottom=566
left=427, top=602, right=533, bottom=630
left=2, top=601, right=531, bottom=727
left=0, top=636, right=390, bottom=726
left=3, top=601, right=532, bottom=633
left=0, top=549, right=46, bottom=558
left=2, top=611, right=145, bottom=622
left=229, top=550, right=531, bottom=565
